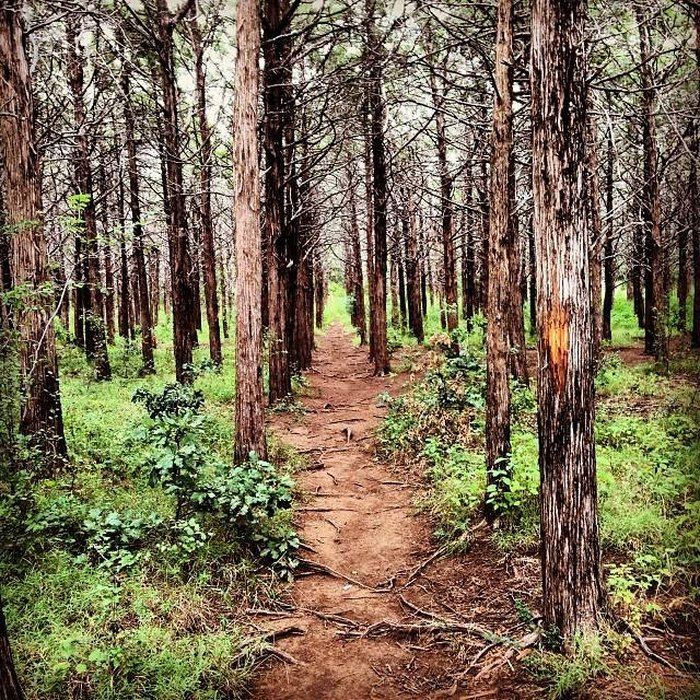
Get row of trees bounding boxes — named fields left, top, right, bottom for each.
left=1, top=0, right=698, bottom=692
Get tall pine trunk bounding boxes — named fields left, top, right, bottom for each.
left=233, top=0, right=267, bottom=463
left=122, top=70, right=155, bottom=374
left=366, top=0, right=389, bottom=374
left=66, top=17, right=111, bottom=381
left=189, top=10, right=222, bottom=366
left=485, top=0, right=515, bottom=523
left=0, top=1, right=67, bottom=463
left=636, top=6, right=668, bottom=364
left=531, top=0, right=604, bottom=641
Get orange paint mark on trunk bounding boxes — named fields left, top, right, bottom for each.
left=547, top=305, right=569, bottom=391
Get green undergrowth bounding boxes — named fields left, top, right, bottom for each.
left=1, top=323, right=300, bottom=699
left=378, top=317, right=700, bottom=627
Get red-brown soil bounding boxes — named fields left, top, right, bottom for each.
left=250, top=323, right=698, bottom=699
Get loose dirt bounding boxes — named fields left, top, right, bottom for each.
left=250, top=323, right=525, bottom=698
left=250, top=323, right=696, bottom=700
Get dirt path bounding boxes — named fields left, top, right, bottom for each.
left=249, top=324, right=697, bottom=699
left=250, top=324, right=519, bottom=699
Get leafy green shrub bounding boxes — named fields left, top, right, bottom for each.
left=133, top=383, right=204, bottom=418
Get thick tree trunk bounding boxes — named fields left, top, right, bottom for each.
left=264, top=0, right=294, bottom=402
left=531, top=0, right=604, bottom=641
left=66, top=18, right=111, bottom=380
left=233, top=0, right=267, bottom=463
left=0, top=2, right=67, bottom=462
left=485, top=0, right=515, bottom=523
left=636, top=5, right=667, bottom=363
left=366, top=0, right=389, bottom=375
left=156, top=0, right=197, bottom=383
left=122, top=70, right=155, bottom=374
left=189, top=11, right=222, bottom=365
left=117, top=173, right=132, bottom=341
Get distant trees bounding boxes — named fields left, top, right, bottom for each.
left=531, top=0, right=605, bottom=640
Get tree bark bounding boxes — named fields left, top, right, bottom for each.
left=485, top=0, right=515, bottom=523
left=531, top=0, right=604, bottom=641
left=403, top=189, right=424, bottom=342
left=636, top=5, right=668, bottom=364
left=233, top=0, right=267, bottom=463
left=122, top=69, right=155, bottom=374
left=602, top=98, right=615, bottom=342
left=585, top=110, right=603, bottom=365
left=428, top=49, right=459, bottom=335
left=0, top=595, right=23, bottom=700
left=66, top=17, right=111, bottom=381
left=264, top=0, right=294, bottom=402
left=691, top=5, right=700, bottom=348
left=0, top=1, right=67, bottom=462
left=189, top=9, right=222, bottom=366
left=348, top=164, right=367, bottom=344
left=366, top=0, right=390, bottom=375
left=155, top=0, right=197, bottom=383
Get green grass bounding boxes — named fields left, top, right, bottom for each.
left=378, top=302, right=700, bottom=619
left=1, top=314, right=294, bottom=700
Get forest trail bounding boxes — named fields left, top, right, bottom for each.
left=251, top=323, right=520, bottom=699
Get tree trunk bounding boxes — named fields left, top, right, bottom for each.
left=362, top=97, right=376, bottom=360
left=0, top=1, right=67, bottom=462
left=366, top=0, right=389, bottom=375
left=531, top=0, right=604, bottom=641
left=636, top=5, right=668, bottom=364
left=122, top=69, right=155, bottom=374
left=117, top=172, right=132, bottom=341
left=156, top=0, right=197, bottom=383
left=66, top=17, right=111, bottom=381
left=189, top=14, right=223, bottom=366
left=348, top=165, right=367, bottom=344
left=485, top=0, right=515, bottom=523
left=691, top=6, right=700, bottom=348
left=403, top=190, right=424, bottom=342
left=264, top=0, right=294, bottom=402
left=99, top=164, right=115, bottom=344
left=428, top=54, right=458, bottom=334
left=233, top=0, right=267, bottom=463
left=314, top=248, right=325, bottom=329
left=602, top=99, right=614, bottom=342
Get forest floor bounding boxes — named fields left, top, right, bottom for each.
left=250, top=323, right=699, bottom=699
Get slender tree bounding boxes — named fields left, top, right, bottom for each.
left=121, top=69, right=155, bottom=374
left=233, top=0, right=267, bottom=463
left=66, top=16, right=111, bottom=381
left=531, top=0, right=605, bottom=641
left=485, top=0, right=515, bottom=524
left=188, top=3, right=222, bottom=366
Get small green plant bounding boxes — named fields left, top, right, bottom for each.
left=526, top=633, right=608, bottom=699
